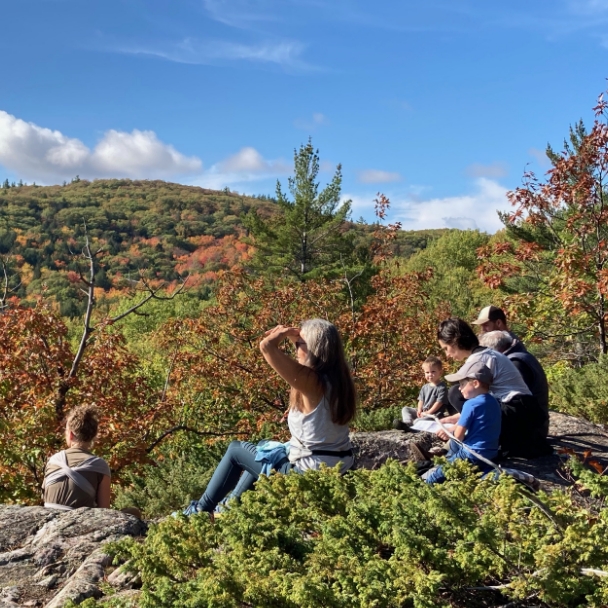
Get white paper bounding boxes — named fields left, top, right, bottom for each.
left=410, top=419, right=454, bottom=434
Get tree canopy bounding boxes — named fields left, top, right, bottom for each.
left=246, top=140, right=355, bottom=281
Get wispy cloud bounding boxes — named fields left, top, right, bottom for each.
left=202, top=0, right=281, bottom=30
left=198, top=0, right=608, bottom=49
left=294, top=112, right=329, bottom=130
left=0, top=110, right=201, bottom=183
left=119, top=37, right=314, bottom=71
left=465, top=162, right=508, bottom=179
left=528, top=147, right=551, bottom=168
left=566, top=0, right=608, bottom=15
left=357, top=169, right=402, bottom=184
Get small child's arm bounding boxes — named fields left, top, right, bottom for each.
left=436, top=414, right=460, bottom=441
left=452, top=425, right=466, bottom=442
left=425, top=400, right=444, bottom=416
left=416, top=399, right=424, bottom=417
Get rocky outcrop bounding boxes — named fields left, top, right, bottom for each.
left=0, top=507, right=145, bottom=607
left=353, top=411, right=608, bottom=493
left=1, top=411, right=606, bottom=607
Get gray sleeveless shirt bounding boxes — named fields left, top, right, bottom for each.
left=288, top=395, right=353, bottom=473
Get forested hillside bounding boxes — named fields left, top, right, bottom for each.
left=0, top=178, right=445, bottom=316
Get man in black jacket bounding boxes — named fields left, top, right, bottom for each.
left=479, top=330, right=549, bottom=437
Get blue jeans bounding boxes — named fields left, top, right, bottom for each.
left=423, top=440, right=492, bottom=484
left=196, top=441, right=292, bottom=512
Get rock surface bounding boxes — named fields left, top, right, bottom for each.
left=1, top=411, right=607, bottom=607
left=0, top=507, right=145, bottom=607
left=354, top=411, right=608, bottom=493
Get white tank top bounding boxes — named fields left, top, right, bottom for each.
left=288, top=394, right=353, bottom=473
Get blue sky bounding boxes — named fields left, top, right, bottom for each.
left=1, top=0, right=608, bottom=232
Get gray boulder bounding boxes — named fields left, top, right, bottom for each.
left=0, top=507, right=145, bottom=607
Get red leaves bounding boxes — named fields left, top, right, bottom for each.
left=476, top=88, right=608, bottom=354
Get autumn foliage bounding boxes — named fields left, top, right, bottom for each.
left=0, top=304, right=166, bottom=502
left=477, top=91, right=608, bottom=358
left=0, top=250, right=449, bottom=503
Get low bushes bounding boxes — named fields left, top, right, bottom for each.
left=91, top=460, right=608, bottom=607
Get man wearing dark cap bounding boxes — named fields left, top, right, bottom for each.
left=472, top=305, right=527, bottom=354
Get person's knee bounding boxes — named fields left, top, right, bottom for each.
left=401, top=407, right=415, bottom=424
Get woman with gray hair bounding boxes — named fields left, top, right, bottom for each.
left=479, top=330, right=549, bottom=435
left=184, top=319, right=357, bottom=516
left=478, top=330, right=514, bottom=354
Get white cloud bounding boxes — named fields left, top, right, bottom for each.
left=196, top=147, right=291, bottom=189
left=319, top=160, right=335, bottom=173
left=118, top=38, right=314, bottom=71
left=357, top=169, right=402, bottom=184
left=393, top=178, right=510, bottom=233
left=0, top=110, right=201, bottom=182
left=345, top=178, right=511, bottom=233
left=294, top=112, right=329, bottom=130
left=465, top=162, right=508, bottom=179
left=217, top=147, right=291, bottom=174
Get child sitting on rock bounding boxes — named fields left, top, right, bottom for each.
left=422, top=361, right=501, bottom=484
left=394, top=356, right=450, bottom=431
left=43, top=405, right=111, bottom=510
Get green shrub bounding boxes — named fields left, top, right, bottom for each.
left=352, top=406, right=403, bottom=431
left=113, top=442, right=228, bottom=518
left=97, top=461, right=608, bottom=607
left=549, top=357, right=608, bottom=425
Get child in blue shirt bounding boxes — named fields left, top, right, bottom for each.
left=423, top=361, right=501, bottom=484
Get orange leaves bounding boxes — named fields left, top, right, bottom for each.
left=0, top=303, right=163, bottom=502
left=475, top=89, right=608, bottom=354
left=174, top=234, right=254, bottom=278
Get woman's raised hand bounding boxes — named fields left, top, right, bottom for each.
left=262, top=325, right=300, bottom=346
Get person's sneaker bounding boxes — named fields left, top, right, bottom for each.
left=392, top=419, right=411, bottom=432
left=409, top=443, right=431, bottom=462
left=178, top=500, right=208, bottom=517
left=428, top=446, right=448, bottom=456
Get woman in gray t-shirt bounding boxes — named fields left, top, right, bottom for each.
left=436, top=317, right=550, bottom=458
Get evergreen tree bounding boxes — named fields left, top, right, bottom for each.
left=246, top=140, right=353, bottom=281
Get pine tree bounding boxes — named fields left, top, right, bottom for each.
left=246, top=140, right=353, bottom=281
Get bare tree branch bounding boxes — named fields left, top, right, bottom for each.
left=0, top=256, right=21, bottom=310
left=108, top=274, right=188, bottom=325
